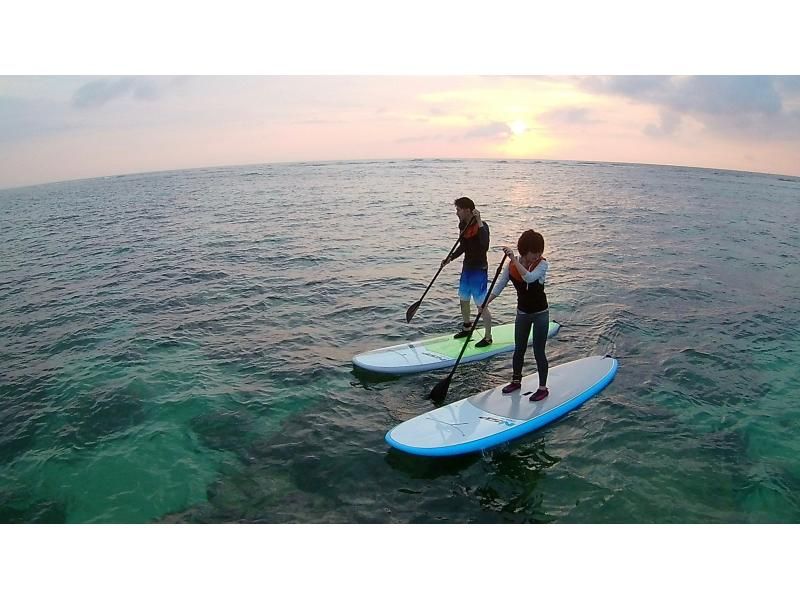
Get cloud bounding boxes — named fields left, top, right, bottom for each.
left=0, top=95, right=76, bottom=142
left=538, top=107, right=599, bottom=127
left=72, top=77, right=187, bottom=109
left=396, top=121, right=512, bottom=145
left=463, top=121, right=511, bottom=139
left=294, top=118, right=346, bottom=125
left=581, top=76, right=782, bottom=115
left=774, top=76, right=800, bottom=95
left=1, top=77, right=196, bottom=146
left=395, top=133, right=448, bottom=144
left=644, top=109, right=682, bottom=137
left=679, top=76, right=781, bottom=115
left=580, top=75, right=671, bottom=102
left=579, top=75, right=800, bottom=140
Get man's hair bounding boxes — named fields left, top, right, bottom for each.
left=454, top=196, right=475, bottom=210
left=517, top=230, right=545, bottom=255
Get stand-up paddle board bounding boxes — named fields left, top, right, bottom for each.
left=353, top=321, right=561, bottom=375
left=385, top=355, right=618, bottom=457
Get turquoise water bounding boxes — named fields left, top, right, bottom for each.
left=1, top=159, right=798, bottom=523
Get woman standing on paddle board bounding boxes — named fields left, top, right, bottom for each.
left=478, top=229, right=550, bottom=401
left=441, top=197, right=493, bottom=346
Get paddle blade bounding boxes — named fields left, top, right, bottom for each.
left=429, top=375, right=452, bottom=405
left=405, top=300, right=421, bottom=323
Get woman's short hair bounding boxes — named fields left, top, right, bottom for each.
left=517, top=229, right=545, bottom=255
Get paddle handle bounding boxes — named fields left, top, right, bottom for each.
left=445, top=253, right=508, bottom=379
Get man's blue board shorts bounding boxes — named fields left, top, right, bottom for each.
left=459, top=268, right=488, bottom=304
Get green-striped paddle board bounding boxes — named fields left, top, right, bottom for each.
left=352, top=321, right=560, bottom=375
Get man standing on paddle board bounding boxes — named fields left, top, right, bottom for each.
left=441, top=196, right=493, bottom=346
left=479, top=229, right=550, bottom=401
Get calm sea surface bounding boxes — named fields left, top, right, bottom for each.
left=1, top=159, right=798, bottom=523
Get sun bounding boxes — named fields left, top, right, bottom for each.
left=509, top=120, right=527, bottom=135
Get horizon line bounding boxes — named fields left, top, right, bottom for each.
left=1, top=156, right=798, bottom=193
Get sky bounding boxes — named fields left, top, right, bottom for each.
left=2, top=75, right=800, bottom=189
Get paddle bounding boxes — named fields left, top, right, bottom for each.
left=405, top=216, right=476, bottom=323
left=428, top=253, right=508, bottom=405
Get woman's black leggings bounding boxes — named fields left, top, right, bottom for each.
left=512, top=309, right=549, bottom=386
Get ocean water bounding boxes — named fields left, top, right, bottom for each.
left=0, top=159, right=798, bottom=523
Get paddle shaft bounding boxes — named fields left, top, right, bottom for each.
left=443, top=253, right=508, bottom=383
left=410, top=216, right=476, bottom=313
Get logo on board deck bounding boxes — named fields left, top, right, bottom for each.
left=426, top=416, right=470, bottom=437
left=421, top=352, right=447, bottom=361
left=479, top=415, right=514, bottom=427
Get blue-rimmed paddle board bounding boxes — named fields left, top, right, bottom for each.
left=385, top=355, right=618, bottom=457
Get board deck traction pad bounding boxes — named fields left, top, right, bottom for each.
left=353, top=321, right=561, bottom=374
